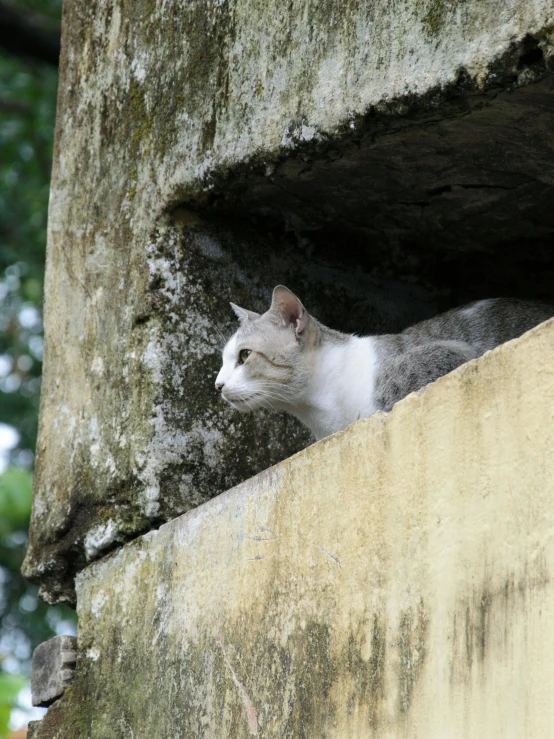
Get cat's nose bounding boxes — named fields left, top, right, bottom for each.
left=215, top=382, right=224, bottom=392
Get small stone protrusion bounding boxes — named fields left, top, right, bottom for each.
left=539, top=31, right=554, bottom=72
left=25, top=723, right=42, bottom=739
left=31, top=635, right=78, bottom=708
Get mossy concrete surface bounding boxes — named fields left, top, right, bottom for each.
left=33, top=318, right=554, bottom=738
left=23, top=0, right=554, bottom=603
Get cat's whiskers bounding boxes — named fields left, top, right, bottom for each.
left=231, top=392, right=256, bottom=413
left=246, top=381, right=300, bottom=409
left=207, top=318, right=231, bottom=349
left=252, top=390, right=293, bottom=414
left=229, top=384, right=299, bottom=412
left=248, top=386, right=291, bottom=401
left=257, top=397, right=278, bottom=413
left=247, top=379, right=294, bottom=397
left=243, top=397, right=256, bottom=413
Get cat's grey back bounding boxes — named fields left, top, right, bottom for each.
left=385, top=298, right=553, bottom=354
left=372, top=298, right=553, bottom=412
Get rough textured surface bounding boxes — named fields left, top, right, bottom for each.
left=31, top=635, right=77, bottom=708
left=27, top=723, right=42, bottom=739
left=34, top=318, right=554, bottom=738
left=23, top=0, right=554, bottom=603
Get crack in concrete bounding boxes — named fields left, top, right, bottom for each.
left=217, top=630, right=259, bottom=735
left=319, top=546, right=342, bottom=570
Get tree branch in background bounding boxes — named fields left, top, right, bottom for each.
left=0, top=96, right=31, bottom=115
left=0, top=2, right=60, bottom=67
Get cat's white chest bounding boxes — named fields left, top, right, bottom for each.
left=303, top=337, right=378, bottom=440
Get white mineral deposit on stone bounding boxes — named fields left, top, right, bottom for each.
left=130, top=57, right=147, bottom=82
left=52, top=405, right=71, bottom=431
left=90, top=590, right=108, bottom=618
left=85, top=520, right=119, bottom=560
left=142, top=332, right=163, bottom=383
left=190, top=423, right=226, bottom=467
left=280, top=130, right=295, bottom=149
left=89, top=442, right=100, bottom=458
left=134, top=244, right=233, bottom=514
left=194, top=155, right=216, bottom=181
left=86, top=647, right=101, bottom=661
left=90, top=286, right=103, bottom=306
left=142, top=486, right=161, bottom=518
left=33, top=496, right=48, bottom=518
left=90, top=356, right=104, bottom=376
left=300, top=124, right=317, bottom=141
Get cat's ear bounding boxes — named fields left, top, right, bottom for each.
left=269, top=285, right=308, bottom=337
left=230, top=303, right=260, bottom=323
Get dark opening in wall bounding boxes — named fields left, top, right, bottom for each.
left=183, top=69, right=554, bottom=337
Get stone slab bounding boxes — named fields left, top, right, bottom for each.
left=36, top=318, right=554, bottom=738
left=31, top=636, right=78, bottom=708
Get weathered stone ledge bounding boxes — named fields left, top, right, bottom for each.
left=34, top=317, right=554, bottom=738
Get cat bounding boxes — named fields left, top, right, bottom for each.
left=215, top=286, right=553, bottom=441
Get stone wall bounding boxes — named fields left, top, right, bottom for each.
left=35, top=318, right=554, bottom=738
left=23, top=0, right=554, bottom=733
left=22, top=0, right=554, bottom=606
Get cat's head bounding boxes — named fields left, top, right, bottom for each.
left=215, top=286, right=316, bottom=413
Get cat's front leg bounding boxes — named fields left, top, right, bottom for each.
left=375, top=340, right=476, bottom=412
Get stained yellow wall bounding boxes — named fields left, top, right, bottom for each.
left=43, top=318, right=554, bottom=739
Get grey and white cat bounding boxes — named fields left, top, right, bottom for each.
left=215, top=286, right=553, bottom=441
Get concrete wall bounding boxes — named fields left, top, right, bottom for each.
left=25, top=1, right=554, bottom=732
left=35, top=318, right=554, bottom=738
left=23, top=0, right=554, bottom=606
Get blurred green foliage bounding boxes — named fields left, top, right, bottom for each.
left=0, top=468, right=32, bottom=534
left=0, top=1, right=76, bottom=735
left=0, top=673, right=25, bottom=736
left=0, top=36, right=58, bottom=458
left=0, top=0, right=61, bottom=459
left=0, top=467, right=75, bottom=736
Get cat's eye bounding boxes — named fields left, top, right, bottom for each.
left=238, top=349, right=252, bottom=365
